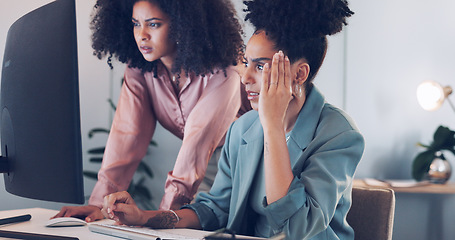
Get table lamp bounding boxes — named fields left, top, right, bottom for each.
left=414, top=81, right=455, bottom=183
left=416, top=81, right=454, bottom=112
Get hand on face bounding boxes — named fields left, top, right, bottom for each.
left=258, top=51, right=293, bottom=130
left=101, top=191, right=145, bottom=226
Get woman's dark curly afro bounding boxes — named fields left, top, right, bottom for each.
left=244, top=0, right=353, bottom=83
left=91, top=0, right=244, bottom=76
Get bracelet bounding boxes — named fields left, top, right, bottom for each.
left=169, top=210, right=180, bottom=224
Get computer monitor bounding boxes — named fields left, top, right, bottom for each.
left=0, top=0, right=84, bottom=204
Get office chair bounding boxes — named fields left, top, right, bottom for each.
left=347, top=186, right=396, bottom=240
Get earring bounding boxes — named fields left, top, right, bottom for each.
left=293, top=84, right=303, bottom=98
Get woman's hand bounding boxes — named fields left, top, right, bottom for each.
left=102, top=191, right=147, bottom=226
left=258, top=51, right=293, bottom=131
left=259, top=51, right=294, bottom=204
left=52, top=205, right=104, bottom=222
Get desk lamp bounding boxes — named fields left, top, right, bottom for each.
left=413, top=81, right=454, bottom=183
left=416, top=81, right=454, bottom=112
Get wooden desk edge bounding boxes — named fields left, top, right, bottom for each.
left=353, top=179, right=455, bottom=194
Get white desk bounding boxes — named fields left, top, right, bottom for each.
left=0, top=208, right=214, bottom=240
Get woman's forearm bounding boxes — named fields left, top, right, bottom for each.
left=263, top=128, right=294, bottom=204
left=142, top=209, right=201, bottom=229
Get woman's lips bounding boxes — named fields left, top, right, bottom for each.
left=247, top=91, right=259, bottom=101
left=140, top=46, right=153, bottom=54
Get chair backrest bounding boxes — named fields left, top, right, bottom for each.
left=347, top=186, right=396, bottom=240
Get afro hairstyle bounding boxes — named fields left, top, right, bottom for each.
left=90, top=0, right=244, bottom=76
left=244, top=0, right=354, bottom=83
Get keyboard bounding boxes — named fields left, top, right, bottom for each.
left=89, top=223, right=203, bottom=240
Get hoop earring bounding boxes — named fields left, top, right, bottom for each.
left=293, top=84, right=303, bottom=98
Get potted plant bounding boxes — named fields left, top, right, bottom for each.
left=412, top=125, right=455, bottom=183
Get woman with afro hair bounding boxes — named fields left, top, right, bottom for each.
left=100, top=0, right=365, bottom=239
left=54, top=0, right=250, bottom=221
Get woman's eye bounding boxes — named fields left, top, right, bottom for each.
left=242, top=61, right=248, bottom=67
left=149, top=22, right=161, bottom=28
left=256, top=64, right=264, bottom=71
left=132, top=21, right=140, bottom=27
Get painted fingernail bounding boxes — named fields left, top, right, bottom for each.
left=285, top=56, right=289, bottom=61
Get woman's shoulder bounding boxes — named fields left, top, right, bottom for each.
left=320, top=103, right=361, bottom=133
left=230, top=110, right=258, bottom=132
left=205, top=65, right=240, bottom=80
left=124, top=66, right=146, bottom=79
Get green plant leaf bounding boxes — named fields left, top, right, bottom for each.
left=416, top=142, right=431, bottom=148
left=133, top=184, right=152, bottom=200
left=137, top=162, right=153, bottom=178
left=83, top=171, right=98, bottom=180
left=88, top=128, right=110, bottom=138
left=412, top=150, right=436, bottom=181
left=89, top=157, right=103, bottom=163
left=88, top=147, right=105, bottom=155
left=431, top=125, right=455, bottom=150
left=108, top=99, right=117, bottom=111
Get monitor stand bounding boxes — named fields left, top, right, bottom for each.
left=0, top=156, right=7, bottom=173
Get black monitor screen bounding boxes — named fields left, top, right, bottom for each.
left=0, top=0, right=84, bottom=204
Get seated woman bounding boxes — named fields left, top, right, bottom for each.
left=101, top=0, right=365, bottom=239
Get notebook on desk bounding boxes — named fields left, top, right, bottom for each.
left=89, top=223, right=204, bottom=240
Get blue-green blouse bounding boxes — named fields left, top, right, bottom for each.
left=183, top=87, right=365, bottom=239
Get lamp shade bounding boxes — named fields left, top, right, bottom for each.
left=416, top=81, right=453, bottom=111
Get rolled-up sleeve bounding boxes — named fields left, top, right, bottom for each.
left=88, top=67, right=156, bottom=208
left=262, top=129, right=364, bottom=239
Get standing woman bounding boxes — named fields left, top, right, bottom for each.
left=101, top=0, right=365, bottom=239
left=54, top=0, right=249, bottom=221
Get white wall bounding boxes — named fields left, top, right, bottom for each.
left=347, top=1, right=455, bottom=239
left=1, top=0, right=455, bottom=239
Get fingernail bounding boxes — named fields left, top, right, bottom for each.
left=285, top=56, right=289, bottom=61
left=86, top=217, right=91, bottom=222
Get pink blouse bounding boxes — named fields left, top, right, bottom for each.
left=88, top=62, right=249, bottom=210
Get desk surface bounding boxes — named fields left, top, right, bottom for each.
left=353, top=179, right=455, bottom=194
left=0, top=208, right=213, bottom=240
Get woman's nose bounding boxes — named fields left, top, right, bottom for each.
left=241, top=67, right=254, bottom=85
left=139, top=28, right=150, bottom=41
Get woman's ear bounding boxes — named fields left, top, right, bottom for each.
left=295, top=62, right=310, bottom=85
